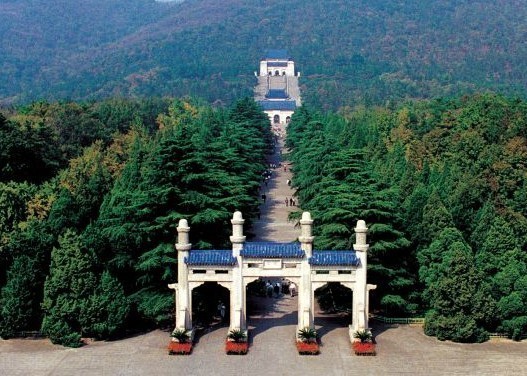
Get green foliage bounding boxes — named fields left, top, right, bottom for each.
left=289, top=94, right=527, bottom=341
left=288, top=108, right=414, bottom=314
left=41, top=320, right=82, bottom=348
left=81, top=271, right=129, bottom=340
left=0, top=255, right=38, bottom=338
left=41, top=230, right=97, bottom=347
left=423, top=241, right=495, bottom=343
left=315, top=283, right=353, bottom=313
left=0, top=114, right=62, bottom=183
left=171, top=328, right=191, bottom=343
left=353, top=329, right=372, bottom=343
left=297, top=327, right=317, bottom=343
left=2, top=91, right=526, bottom=344
left=227, top=329, right=247, bottom=343
left=91, top=98, right=269, bottom=325
left=0, top=220, right=55, bottom=335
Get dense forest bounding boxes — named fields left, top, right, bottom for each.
left=1, top=93, right=526, bottom=345
left=0, top=97, right=272, bottom=346
left=2, top=0, right=527, bottom=110
left=287, top=93, right=527, bottom=342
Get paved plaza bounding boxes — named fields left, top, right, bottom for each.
left=2, top=294, right=526, bottom=375
left=1, top=123, right=526, bottom=375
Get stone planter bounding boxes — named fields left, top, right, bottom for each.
left=296, top=341, right=319, bottom=355
left=168, top=341, right=192, bottom=355
left=352, top=341, right=376, bottom=356
left=225, top=340, right=249, bottom=355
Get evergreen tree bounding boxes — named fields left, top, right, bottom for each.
left=41, top=230, right=97, bottom=347
left=0, top=255, right=38, bottom=338
left=424, top=241, right=496, bottom=342
left=81, top=270, right=129, bottom=339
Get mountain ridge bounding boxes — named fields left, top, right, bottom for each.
left=2, top=0, right=527, bottom=108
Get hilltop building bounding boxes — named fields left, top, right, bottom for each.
left=254, top=50, right=301, bottom=126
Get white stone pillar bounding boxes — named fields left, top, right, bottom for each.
left=229, top=211, right=246, bottom=331
left=175, top=219, right=192, bottom=331
left=298, top=212, right=314, bottom=331
left=352, top=220, right=369, bottom=334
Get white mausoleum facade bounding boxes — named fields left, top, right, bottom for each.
left=254, top=50, right=301, bottom=127
left=169, top=211, right=376, bottom=341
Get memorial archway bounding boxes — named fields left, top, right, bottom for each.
left=169, top=211, right=375, bottom=342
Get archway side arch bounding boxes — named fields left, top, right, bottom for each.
left=189, top=281, right=231, bottom=327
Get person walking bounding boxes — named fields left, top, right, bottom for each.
left=289, top=282, right=297, bottom=297
left=217, top=301, right=226, bottom=322
left=266, top=281, right=273, bottom=298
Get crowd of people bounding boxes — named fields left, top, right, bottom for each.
left=262, top=279, right=297, bottom=298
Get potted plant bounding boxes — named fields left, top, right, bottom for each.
left=352, top=329, right=376, bottom=356
left=296, top=327, right=319, bottom=355
left=225, top=329, right=248, bottom=355
left=168, top=329, right=192, bottom=355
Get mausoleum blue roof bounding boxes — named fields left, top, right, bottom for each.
left=241, top=242, right=305, bottom=258
left=185, top=250, right=236, bottom=266
left=266, top=89, right=289, bottom=99
left=265, top=49, right=289, bottom=60
left=258, top=100, right=297, bottom=111
left=309, top=250, right=360, bottom=266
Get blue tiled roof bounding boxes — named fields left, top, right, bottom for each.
left=185, top=250, right=236, bottom=266
left=265, top=49, right=288, bottom=59
left=241, top=242, right=305, bottom=258
left=309, top=251, right=360, bottom=266
left=258, top=100, right=297, bottom=111
left=266, top=89, right=289, bottom=99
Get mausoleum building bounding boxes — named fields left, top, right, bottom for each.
left=254, top=50, right=301, bottom=126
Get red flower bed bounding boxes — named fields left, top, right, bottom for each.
left=168, top=341, right=192, bottom=355
left=296, top=341, right=319, bottom=355
left=225, top=341, right=248, bottom=355
left=352, top=341, right=376, bottom=356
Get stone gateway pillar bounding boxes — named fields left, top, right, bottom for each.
left=172, top=219, right=192, bottom=331
left=298, top=212, right=314, bottom=331
left=351, top=220, right=369, bottom=335
left=230, top=211, right=246, bottom=332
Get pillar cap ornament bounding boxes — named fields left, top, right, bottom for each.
left=176, top=218, right=192, bottom=252
left=300, top=211, right=314, bottom=225
left=355, top=220, right=367, bottom=233
left=230, top=211, right=246, bottom=245
left=353, top=219, right=369, bottom=253
left=231, top=210, right=245, bottom=225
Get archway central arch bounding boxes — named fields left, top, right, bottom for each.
left=168, top=211, right=375, bottom=343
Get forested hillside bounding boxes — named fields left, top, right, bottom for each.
left=287, top=93, right=527, bottom=342
left=2, top=0, right=527, bottom=109
left=0, top=97, right=272, bottom=347
left=2, top=93, right=525, bottom=345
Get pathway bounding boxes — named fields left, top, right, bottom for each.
left=251, top=122, right=298, bottom=242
